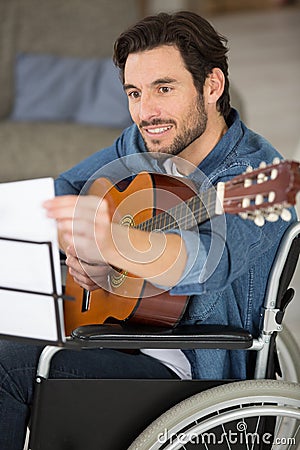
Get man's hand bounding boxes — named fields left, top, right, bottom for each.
left=44, top=194, right=187, bottom=288
left=44, top=194, right=112, bottom=264
left=45, top=194, right=112, bottom=291
left=65, top=245, right=111, bottom=291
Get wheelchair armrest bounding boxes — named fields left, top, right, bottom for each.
left=70, top=323, right=253, bottom=350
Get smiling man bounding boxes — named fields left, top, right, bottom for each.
left=123, top=45, right=226, bottom=166
left=0, top=11, right=295, bottom=449
left=123, top=46, right=212, bottom=159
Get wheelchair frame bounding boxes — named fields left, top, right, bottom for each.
left=27, top=222, right=300, bottom=450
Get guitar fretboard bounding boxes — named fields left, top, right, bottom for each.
left=137, top=186, right=217, bottom=232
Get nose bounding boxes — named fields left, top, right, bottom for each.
left=138, top=92, right=161, bottom=123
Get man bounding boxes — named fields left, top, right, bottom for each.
left=0, top=11, right=294, bottom=449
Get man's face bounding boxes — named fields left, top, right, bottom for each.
left=124, top=45, right=207, bottom=156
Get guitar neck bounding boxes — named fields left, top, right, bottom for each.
left=137, top=159, right=300, bottom=232
left=137, top=186, right=219, bottom=232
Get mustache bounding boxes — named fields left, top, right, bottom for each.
left=139, top=118, right=176, bottom=128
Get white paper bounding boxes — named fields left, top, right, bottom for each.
left=0, top=178, right=65, bottom=342
left=0, top=290, right=60, bottom=341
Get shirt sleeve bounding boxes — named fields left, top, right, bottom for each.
left=166, top=212, right=291, bottom=297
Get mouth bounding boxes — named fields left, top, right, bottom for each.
left=143, top=124, right=173, bottom=138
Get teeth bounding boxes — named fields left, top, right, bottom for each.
left=147, top=126, right=171, bottom=134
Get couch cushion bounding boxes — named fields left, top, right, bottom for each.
left=0, top=121, right=122, bottom=182
left=11, top=54, right=132, bottom=128
left=0, top=1, right=17, bottom=119
left=0, top=0, right=139, bottom=119
left=16, top=0, right=139, bottom=58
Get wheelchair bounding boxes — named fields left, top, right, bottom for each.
left=26, top=221, right=300, bottom=450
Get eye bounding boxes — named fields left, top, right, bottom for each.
left=159, top=86, right=172, bottom=94
left=127, top=90, right=141, bottom=100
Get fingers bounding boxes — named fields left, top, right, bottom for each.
left=44, top=195, right=111, bottom=262
left=44, top=195, right=109, bottom=221
left=69, top=269, right=99, bottom=291
left=66, top=253, right=110, bottom=276
left=45, top=196, right=113, bottom=290
left=43, top=195, right=78, bottom=219
left=66, top=253, right=111, bottom=291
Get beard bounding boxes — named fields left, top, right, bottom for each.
left=140, top=94, right=208, bottom=156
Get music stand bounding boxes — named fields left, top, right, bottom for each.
left=0, top=236, right=67, bottom=345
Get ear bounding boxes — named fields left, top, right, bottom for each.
left=205, top=68, right=225, bottom=105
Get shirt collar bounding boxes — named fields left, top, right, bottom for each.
left=197, top=108, right=243, bottom=176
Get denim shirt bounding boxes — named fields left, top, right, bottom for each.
left=55, top=109, right=295, bottom=380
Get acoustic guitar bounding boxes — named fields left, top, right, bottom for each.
left=64, top=159, right=300, bottom=335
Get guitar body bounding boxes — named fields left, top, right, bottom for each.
left=64, top=172, right=194, bottom=335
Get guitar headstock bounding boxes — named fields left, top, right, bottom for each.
left=223, top=159, right=300, bottom=226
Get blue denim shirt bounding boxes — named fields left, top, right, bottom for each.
left=55, top=109, right=295, bottom=380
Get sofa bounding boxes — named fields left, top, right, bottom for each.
left=0, top=0, right=140, bottom=183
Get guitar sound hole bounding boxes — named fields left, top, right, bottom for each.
left=109, top=268, right=128, bottom=288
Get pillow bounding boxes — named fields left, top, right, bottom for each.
left=11, top=54, right=133, bottom=128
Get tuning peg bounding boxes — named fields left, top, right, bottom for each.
left=245, top=166, right=253, bottom=173
left=265, top=212, right=279, bottom=222
left=281, top=208, right=292, bottom=222
left=268, top=191, right=276, bottom=203
left=255, top=194, right=264, bottom=205
left=257, top=173, right=268, bottom=184
left=272, top=157, right=281, bottom=165
left=271, top=168, right=278, bottom=180
left=239, top=212, right=249, bottom=220
left=254, top=213, right=265, bottom=227
left=259, top=161, right=267, bottom=168
left=242, top=198, right=251, bottom=208
left=239, top=210, right=265, bottom=226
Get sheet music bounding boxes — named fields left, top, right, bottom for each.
left=0, top=178, right=65, bottom=342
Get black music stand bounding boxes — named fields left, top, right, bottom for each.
left=0, top=236, right=67, bottom=346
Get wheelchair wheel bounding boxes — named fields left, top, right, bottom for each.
left=129, top=380, right=300, bottom=450
left=277, top=326, right=300, bottom=383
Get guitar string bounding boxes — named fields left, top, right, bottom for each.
left=159, top=203, right=216, bottom=232
left=139, top=194, right=214, bottom=232
left=136, top=187, right=217, bottom=232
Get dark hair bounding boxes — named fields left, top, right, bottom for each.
left=113, top=11, right=230, bottom=118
